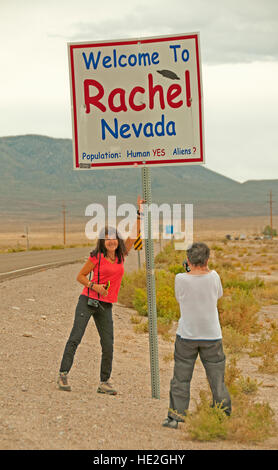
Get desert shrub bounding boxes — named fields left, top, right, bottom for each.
left=222, top=325, right=249, bottom=354
left=155, top=268, right=174, bottom=286
left=221, top=262, right=236, bottom=271
left=130, top=315, right=142, bottom=324
left=257, top=356, right=278, bottom=374
left=184, top=357, right=276, bottom=443
left=249, top=332, right=278, bottom=358
left=132, top=269, right=179, bottom=321
left=224, top=277, right=264, bottom=291
left=120, top=265, right=180, bottom=325
left=118, top=269, right=146, bottom=308
left=211, top=245, right=223, bottom=252
left=253, top=281, right=278, bottom=305
left=157, top=317, right=173, bottom=340
left=132, top=288, right=148, bottom=316
left=209, top=263, right=239, bottom=285
left=249, top=322, right=278, bottom=374
left=168, top=264, right=185, bottom=275
left=237, top=376, right=260, bottom=395
left=154, top=242, right=184, bottom=267
left=225, top=356, right=259, bottom=397
left=154, top=251, right=169, bottom=266
left=226, top=398, right=276, bottom=443
left=270, top=322, right=278, bottom=345
left=156, top=286, right=180, bottom=321
left=186, top=391, right=229, bottom=441
left=163, top=352, right=174, bottom=363
left=132, top=284, right=180, bottom=323
left=250, top=330, right=278, bottom=373
left=224, top=355, right=242, bottom=396
left=7, top=246, right=25, bottom=253
left=263, top=225, right=277, bottom=237
left=209, top=262, right=264, bottom=290
left=218, top=288, right=260, bottom=335
left=133, top=320, right=149, bottom=334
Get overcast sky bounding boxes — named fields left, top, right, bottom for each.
left=0, top=0, right=277, bottom=182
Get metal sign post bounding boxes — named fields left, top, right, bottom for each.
left=141, top=166, right=160, bottom=399
left=137, top=250, right=141, bottom=270
left=134, top=232, right=143, bottom=270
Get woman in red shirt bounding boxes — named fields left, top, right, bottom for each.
left=57, top=198, right=144, bottom=395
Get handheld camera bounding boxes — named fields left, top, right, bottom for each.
left=183, top=260, right=191, bottom=272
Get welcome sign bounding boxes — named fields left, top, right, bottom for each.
left=68, top=33, right=204, bottom=170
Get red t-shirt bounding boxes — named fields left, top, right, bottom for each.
left=81, top=253, right=125, bottom=304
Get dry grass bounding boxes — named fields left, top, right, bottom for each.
left=133, top=320, right=149, bottom=334
left=184, top=356, right=276, bottom=443
left=185, top=391, right=229, bottom=441
left=163, top=352, right=174, bottom=363
left=222, top=325, right=249, bottom=355
left=130, top=315, right=142, bottom=325
left=218, top=288, right=261, bottom=335
left=249, top=322, right=278, bottom=373
left=118, top=269, right=147, bottom=308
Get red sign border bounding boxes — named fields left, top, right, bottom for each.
left=69, top=34, right=204, bottom=169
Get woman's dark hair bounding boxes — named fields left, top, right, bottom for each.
left=90, top=226, right=127, bottom=263
left=187, top=242, right=210, bottom=267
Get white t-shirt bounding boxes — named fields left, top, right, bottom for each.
left=175, top=270, right=223, bottom=340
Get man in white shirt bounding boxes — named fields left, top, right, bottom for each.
left=163, top=242, right=231, bottom=429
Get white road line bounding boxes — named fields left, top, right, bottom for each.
left=0, top=260, right=72, bottom=276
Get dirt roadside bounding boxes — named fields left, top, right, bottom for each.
left=0, top=255, right=277, bottom=450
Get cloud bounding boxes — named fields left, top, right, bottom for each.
left=66, top=0, right=278, bottom=64
left=203, top=61, right=278, bottom=181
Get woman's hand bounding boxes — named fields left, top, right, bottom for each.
left=137, top=195, right=146, bottom=215
left=92, top=284, right=108, bottom=297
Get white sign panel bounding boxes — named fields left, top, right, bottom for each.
left=68, top=33, right=204, bottom=170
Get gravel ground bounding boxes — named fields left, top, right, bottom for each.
left=0, top=261, right=277, bottom=451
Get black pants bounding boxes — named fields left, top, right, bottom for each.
left=59, top=295, right=114, bottom=382
left=168, top=335, right=232, bottom=420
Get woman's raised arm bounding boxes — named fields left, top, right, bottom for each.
left=125, top=196, right=145, bottom=254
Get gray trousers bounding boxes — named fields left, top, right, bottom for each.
left=168, top=335, right=231, bottom=420
left=59, top=295, right=114, bottom=382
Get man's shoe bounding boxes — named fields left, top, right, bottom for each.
left=57, top=372, right=71, bottom=391
left=97, top=381, right=117, bottom=395
left=162, top=417, right=178, bottom=429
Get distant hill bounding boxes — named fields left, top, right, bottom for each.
left=0, top=134, right=277, bottom=221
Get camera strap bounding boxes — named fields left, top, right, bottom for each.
left=88, top=252, right=101, bottom=299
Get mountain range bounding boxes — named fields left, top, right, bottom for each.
left=0, top=134, right=277, bottom=221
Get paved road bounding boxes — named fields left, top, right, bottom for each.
left=0, top=242, right=163, bottom=282
left=0, top=247, right=91, bottom=281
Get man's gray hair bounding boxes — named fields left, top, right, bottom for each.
left=187, top=242, right=210, bottom=267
